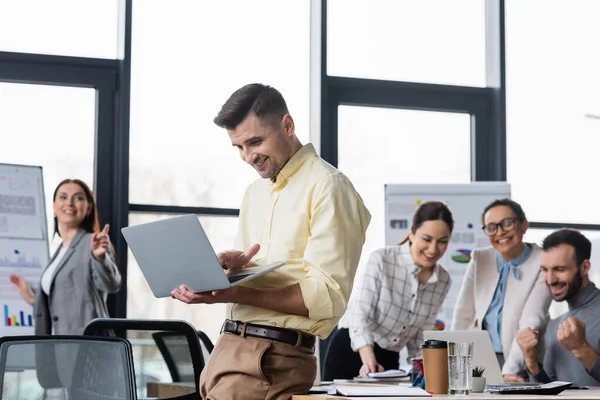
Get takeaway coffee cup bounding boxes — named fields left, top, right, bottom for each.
left=421, top=339, right=449, bottom=394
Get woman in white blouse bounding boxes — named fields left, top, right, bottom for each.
left=323, top=201, right=454, bottom=380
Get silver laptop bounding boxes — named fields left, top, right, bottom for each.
left=423, top=330, right=504, bottom=384
left=122, top=214, right=285, bottom=298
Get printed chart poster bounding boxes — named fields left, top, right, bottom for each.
left=0, top=239, right=47, bottom=298
left=0, top=165, right=49, bottom=336
left=2, top=300, right=36, bottom=335
left=0, top=172, right=45, bottom=240
left=0, top=239, right=47, bottom=335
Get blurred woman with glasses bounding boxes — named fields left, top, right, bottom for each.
left=452, top=198, right=551, bottom=382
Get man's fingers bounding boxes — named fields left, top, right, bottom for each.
left=566, top=317, right=580, bottom=332
left=237, top=243, right=260, bottom=264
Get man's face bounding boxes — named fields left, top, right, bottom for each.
left=228, top=113, right=294, bottom=180
left=541, top=244, right=586, bottom=302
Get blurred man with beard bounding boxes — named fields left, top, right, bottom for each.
left=516, top=229, right=600, bottom=385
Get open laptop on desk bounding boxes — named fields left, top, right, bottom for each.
left=122, top=214, right=285, bottom=298
left=424, top=330, right=503, bottom=384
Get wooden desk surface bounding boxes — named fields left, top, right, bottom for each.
left=292, top=388, right=600, bottom=400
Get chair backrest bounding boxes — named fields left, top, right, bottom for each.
left=84, top=318, right=203, bottom=398
left=196, top=330, right=214, bottom=356
left=0, top=335, right=136, bottom=400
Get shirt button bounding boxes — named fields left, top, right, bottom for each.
left=409, top=311, right=412, bottom=314
left=412, top=294, right=416, bottom=297
left=402, top=326, right=406, bottom=330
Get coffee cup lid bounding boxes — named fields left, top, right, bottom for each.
left=420, top=339, right=448, bottom=349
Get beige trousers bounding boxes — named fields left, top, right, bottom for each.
left=200, top=332, right=317, bottom=400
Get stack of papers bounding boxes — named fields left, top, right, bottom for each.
left=350, top=369, right=410, bottom=383
left=328, top=385, right=431, bottom=397
left=367, top=369, right=409, bottom=378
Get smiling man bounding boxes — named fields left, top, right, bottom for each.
left=516, top=229, right=600, bottom=385
left=171, top=83, right=371, bottom=399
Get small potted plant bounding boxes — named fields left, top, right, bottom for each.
left=472, top=366, right=486, bottom=393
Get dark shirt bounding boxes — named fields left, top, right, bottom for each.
left=531, top=283, right=600, bottom=385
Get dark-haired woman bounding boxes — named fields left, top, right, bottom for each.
left=451, top=198, right=551, bottom=382
left=10, top=179, right=121, bottom=335
left=322, top=201, right=454, bottom=380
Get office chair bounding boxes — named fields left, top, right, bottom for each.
left=84, top=318, right=203, bottom=399
left=0, top=335, right=136, bottom=400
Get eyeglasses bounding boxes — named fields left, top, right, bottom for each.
left=482, top=217, right=520, bottom=236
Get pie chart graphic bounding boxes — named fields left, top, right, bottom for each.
left=451, top=249, right=472, bottom=263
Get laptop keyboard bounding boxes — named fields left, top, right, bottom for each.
left=228, top=274, right=251, bottom=283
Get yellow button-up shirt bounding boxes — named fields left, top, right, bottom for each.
left=228, top=143, right=371, bottom=338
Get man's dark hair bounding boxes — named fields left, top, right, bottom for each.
left=542, top=229, right=592, bottom=266
left=213, top=83, right=289, bottom=130
left=481, top=198, right=527, bottom=224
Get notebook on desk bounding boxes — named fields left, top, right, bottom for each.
left=328, top=385, right=431, bottom=397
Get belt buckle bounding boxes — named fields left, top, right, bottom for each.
left=294, top=330, right=303, bottom=348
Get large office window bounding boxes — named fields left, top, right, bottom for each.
left=506, top=0, right=600, bottom=223
left=0, top=83, right=96, bottom=246
left=327, top=0, right=486, bottom=86
left=0, top=1, right=119, bottom=58
left=337, top=105, right=472, bottom=268
left=129, top=0, right=311, bottom=209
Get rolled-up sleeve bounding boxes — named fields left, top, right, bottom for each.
left=299, top=175, right=371, bottom=322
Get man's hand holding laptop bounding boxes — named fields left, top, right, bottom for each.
left=217, top=243, right=261, bottom=271
left=171, top=243, right=261, bottom=303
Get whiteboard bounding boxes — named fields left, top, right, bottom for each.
left=0, top=163, right=49, bottom=335
left=384, top=182, right=511, bottom=326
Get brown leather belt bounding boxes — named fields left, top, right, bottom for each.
left=222, top=319, right=316, bottom=350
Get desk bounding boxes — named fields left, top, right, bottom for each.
left=292, top=389, right=600, bottom=400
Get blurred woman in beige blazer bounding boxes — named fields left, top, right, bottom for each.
left=452, top=199, right=551, bottom=382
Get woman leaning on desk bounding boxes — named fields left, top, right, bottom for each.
left=9, top=178, right=121, bottom=335
left=322, top=201, right=454, bottom=380
left=451, top=198, right=551, bottom=382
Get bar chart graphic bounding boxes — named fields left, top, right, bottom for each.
left=4, top=304, right=33, bottom=327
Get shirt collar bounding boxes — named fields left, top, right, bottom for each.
left=496, top=242, right=532, bottom=269
left=568, top=281, right=600, bottom=310
left=398, top=244, right=439, bottom=284
left=271, top=143, right=316, bottom=188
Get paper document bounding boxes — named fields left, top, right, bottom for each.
left=367, top=369, right=408, bottom=378
left=329, top=385, right=431, bottom=397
